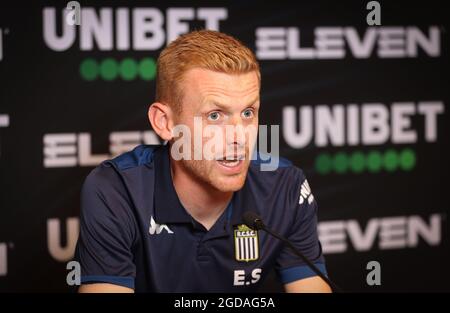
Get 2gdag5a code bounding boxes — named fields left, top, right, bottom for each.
left=217, top=297, right=275, bottom=308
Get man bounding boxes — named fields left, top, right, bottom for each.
left=75, top=30, right=331, bottom=293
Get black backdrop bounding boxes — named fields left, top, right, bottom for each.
left=0, top=0, right=448, bottom=292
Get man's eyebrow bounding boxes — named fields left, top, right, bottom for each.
left=205, top=96, right=260, bottom=109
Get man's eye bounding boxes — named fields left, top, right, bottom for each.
left=207, top=112, right=220, bottom=121
left=242, top=109, right=254, bottom=119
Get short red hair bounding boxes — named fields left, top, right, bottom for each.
left=155, top=30, right=260, bottom=111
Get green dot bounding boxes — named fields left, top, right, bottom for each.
left=119, top=58, right=138, bottom=81
left=349, top=152, right=365, bottom=173
left=139, top=58, right=156, bottom=80
left=333, top=152, right=348, bottom=174
left=383, top=149, right=398, bottom=172
left=99, top=58, right=118, bottom=81
left=367, top=151, right=382, bottom=173
left=316, top=154, right=332, bottom=175
left=80, top=59, right=98, bottom=81
left=399, top=149, right=416, bottom=171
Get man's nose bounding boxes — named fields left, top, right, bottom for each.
left=228, top=113, right=243, bottom=127
left=226, top=115, right=246, bottom=147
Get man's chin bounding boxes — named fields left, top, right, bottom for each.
left=210, top=174, right=247, bottom=193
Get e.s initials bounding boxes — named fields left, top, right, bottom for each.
left=233, top=268, right=261, bottom=286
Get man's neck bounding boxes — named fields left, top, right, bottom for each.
left=169, top=157, right=233, bottom=231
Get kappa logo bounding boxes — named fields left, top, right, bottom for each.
left=234, top=224, right=259, bottom=262
left=149, top=216, right=174, bottom=235
left=299, top=179, right=314, bottom=205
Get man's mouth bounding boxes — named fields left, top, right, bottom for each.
left=215, top=155, right=245, bottom=168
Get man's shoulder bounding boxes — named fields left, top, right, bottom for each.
left=249, top=152, right=307, bottom=183
left=80, top=144, right=162, bottom=218
left=109, top=144, right=163, bottom=170
left=83, top=144, right=162, bottom=188
left=247, top=153, right=310, bottom=206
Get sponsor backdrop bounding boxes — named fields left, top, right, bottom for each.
left=0, top=1, right=448, bottom=292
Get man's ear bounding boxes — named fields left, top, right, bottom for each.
left=148, top=102, right=174, bottom=141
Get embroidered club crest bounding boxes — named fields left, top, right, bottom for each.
left=234, top=224, right=259, bottom=262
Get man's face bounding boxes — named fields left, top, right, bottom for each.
left=171, top=68, right=260, bottom=192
